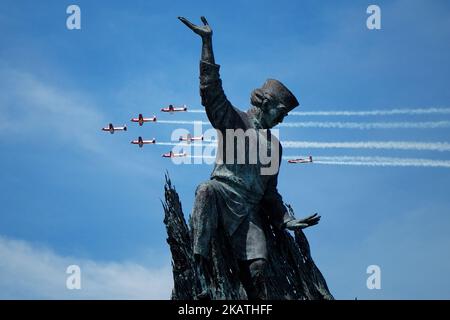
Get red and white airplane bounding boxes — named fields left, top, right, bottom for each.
left=287, top=156, right=313, bottom=164
left=102, top=123, right=127, bottom=134
left=131, top=136, right=156, bottom=148
left=161, top=104, right=188, bottom=113
left=131, top=114, right=157, bottom=126
left=179, top=134, right=204, bottom=143
left=162, top=151, right=187, bottom=158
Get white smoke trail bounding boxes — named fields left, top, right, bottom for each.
left=278, top=121, right=450, bottom=129
left=289, top=108, right=450, bottom=116
left=184, top=154, right=450, bottom=168
left=189, top=155, right=216, bottom=159
left=287, top=156, right=450, bottom=168
left=156, top=140, right=450, bottom=152
left=312, top=160, right=450, bottom=168
left=187, top=109, right=206, bottom=113
left=188, top=107, right=450, bottom=116
left=282, top=141, right=450, bottom=152
left=156, top=120, right=210, bottom=125
left=155, top=142, right=215, bottom=147
left=156, top=119, right=450, bottom=129
left=299, top=156, right=450, bottom=168
left=155, top=142, right=178, bottom=146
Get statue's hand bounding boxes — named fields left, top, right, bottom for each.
left=285, top=213, right=321, bottom=230
left=178, top=16, right=212, bottom=38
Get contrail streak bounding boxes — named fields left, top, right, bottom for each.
left=188, top=109, right=206, bottom=113
left=282, top=141, right=450, bottom=152
left=312, top=160, right=450, bottom=168
left=289, top=108, right=450, bottom=116
left=184, top=155, right=450, bottom=168
left=155, top=142, right=215, bottom=147
left=188, top=107, right=450, bottom=116
left=156, top=140, right=450, bottom=152
left=156, top=119, right=450, bottom=129
left=189, top=155, right=216, bottom=159
left=296, top=156, right=450, bottom=168
left=278, top=121, right=450, bottom=129
left=156, top=120, right=210, bottom=125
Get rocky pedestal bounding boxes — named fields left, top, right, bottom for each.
left=162, top=174, right=334, bottom=300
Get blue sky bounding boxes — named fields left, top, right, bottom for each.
left=1, top=0, right=450, bottom=299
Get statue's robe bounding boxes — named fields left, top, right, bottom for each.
left=191, top=61, right=294, bottom=261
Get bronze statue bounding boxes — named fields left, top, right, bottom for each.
left=178, top=16, right=321, bottom=300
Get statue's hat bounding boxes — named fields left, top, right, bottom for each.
left=261, top=79, right=299, bottom=113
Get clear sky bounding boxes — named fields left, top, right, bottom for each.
left=1, top=0, right=450, bottom=299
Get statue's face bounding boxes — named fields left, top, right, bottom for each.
left=260, top=101, right=288, bottom=128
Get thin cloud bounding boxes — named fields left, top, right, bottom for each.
left=0, top=67, right=158, bottom=178
left=0, top=68, right=106, bottom=154
left=0, top=235, right=173, bottom=299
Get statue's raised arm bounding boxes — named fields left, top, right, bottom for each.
left=178, top=16, right=214, bottom=64
left=178, top=16, right=243, bottom=130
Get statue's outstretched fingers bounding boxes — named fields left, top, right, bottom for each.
left=178, top=17, right=196, bottom=30
left=309, top=220, right=319, bottom=226
left=303, top=213, right=318, bottom=221
left=201, top=16, right=209, bottom=25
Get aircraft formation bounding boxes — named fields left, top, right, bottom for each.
left=101, top=104, right=313, bottom=163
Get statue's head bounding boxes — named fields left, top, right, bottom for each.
left=250, top=79, right=299, bottom=128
